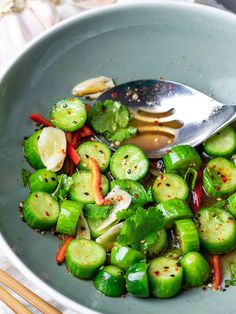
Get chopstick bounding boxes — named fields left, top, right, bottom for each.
left=0, top=269, right=62, bottom=314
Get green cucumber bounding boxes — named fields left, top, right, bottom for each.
left=110, top=244, right=144, bottom=271
left=50, top=98, right=86, bottom=132
left=203, top=157, right=236, bottom=197
left=69, top=170, right=109, bottom=204
left=83, top=204, right=112, bottom=220
left=152, top=173, right=189, bottom=203
left=163, top=248, right=183, bottom=260
left=56, top=200, right=83, bottom=235
left=23, top=191, right=59, bottom=230
left=94, top=265, right=126, bottom=297
left=125, top=260, right=149, bottom=297
left=87, top=217, right=113, bottom=239
left=227, top=193, right=236, bottom=218
left=181, top=252, right=210, bottom=287
left=163, top=145, right=202, bottom=172
left=203, top=126, right=236, bottom=157
left=77, top=141, right=111, bottom=172
left=110, top=144, right=149, bottom=181
left=156, top=199, right=193, bottom=227
left=148, top=257, right=183, bottom=298
left=194, top=207, right=236, bottom=254
left=175, top=219, right=199, bottom=254
left=66, top=238, right=106, bottom=279
left=23, top=130, right=44, bottom=169
left=147, top=229, right=167, bottom=257
left=28, top=169, right=58, bottom=193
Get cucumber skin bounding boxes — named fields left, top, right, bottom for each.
left=94, top=266, right=126, bottom=297
left=147, top=229, right=167, bottom=257
left=23, top=130, right=45, bottom=169
left=163, top=145, right=202, bottom=172
left=227, top=193, right=236, bottom=218
left=125, top=260, right=149, bottom=297
left=175, top=219, right=199, bottom=254
left=66, top=239, right=106, bottom=279
left=148, top=257, right=183, bottom=298
left=181, top=252, right=210, bottom=287
left=28, top=169, right=58, bottom=193
left=110, top=244, right=145, bottom=271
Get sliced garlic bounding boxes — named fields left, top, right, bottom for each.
left=37, top=126, right=66, bottom=172
left=76, top=212, right=91, bottom=240
left=97, top=187, right=131, bottom=231
left=72, top=76, right=115, bottom=98
left=96, top=222, right=123, bottom=251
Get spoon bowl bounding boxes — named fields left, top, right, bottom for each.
left=98, top=80, right=236, bottom=158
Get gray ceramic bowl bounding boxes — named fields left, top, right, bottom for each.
left=1, top=2, right=236, bottom=314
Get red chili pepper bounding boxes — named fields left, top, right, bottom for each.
left=85, top=104, right=91, bottom=113
left=30, top=113, right=52, bottom=127
left=88, top=157, right=104, bottom=205
left=67, top=141, right=80, bottom=165
left=55, top=236, right=74, bottom=265
left=71, top=125, right=93, bottom=149
left=211, top=255, right=221, bottom=290
left=192, top=170, right=203, bottom=212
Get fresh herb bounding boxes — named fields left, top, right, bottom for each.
left=225, top=263, right=236, bottom=286
left=84, top=204, right=113, bottom=219
left=106, top=126, right=137, bottom=142
left=21, top=169, right=32, bottom=186
left=117, top=206, right=164, bottom=250
left=116, top=206, right=137, bottom=220
left=52, top=174, right=73, bottom=202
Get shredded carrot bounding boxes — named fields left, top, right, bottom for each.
left=211, top=255, right=221, bottom=290
left=55, top=236, right=74, bottom=265
left=30, top=113, right=52, bottom=127
left=88, top=157, right=104, bottom=205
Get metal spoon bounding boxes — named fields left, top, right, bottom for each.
left=97, top=79, right=235, bottom=158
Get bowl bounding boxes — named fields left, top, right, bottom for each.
left=1, top=2, right=236, bottom=313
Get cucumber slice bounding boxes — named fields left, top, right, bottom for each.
left=194, top=207, right=236, bottom=254
left=163, top=248, right=183, bottom=260
left=110, top=144, right=149, bottom=181
left=156, top=199, right=192, bottom=228
left=110, top=244, right=145, bottom=271
left=203, top=126, right=236, bottom=157
left=175, top=219, right=199, bottom=254
left=77, top=141, right=111, bottom=172
left=28, top=169, right=58, bottom=193
left=87, top=217, right=113, bottom=239
left=227, top=192, right=236, bottom=218
left=96, top=222, right=124, bottom=251
left=148, top=257, right=183, bottom=298
left=163, top=145, right=202, bottom=172
left=23, top=130, right=44, bottom=169
left=203, top=157, right=236, bottom=197
left=50, top=98, right=86, bottom=132
left=23, top=191, right=59, bottom=230
left=56, top=200, right=83, bottom=236
left=69, top=170, right=109, bottom=204
left=125, top=260, right=149, bottom=297
left=181, top=252, right=210, bottom=287
left=152, top=173, right=189, bottom=203
left=83, top=204, right=112, bottom=220
left=66, top=238, right=106, bottom=279
left=94, top=265, right=126, bottom=297
left=146, top=229, right=167, bottom=257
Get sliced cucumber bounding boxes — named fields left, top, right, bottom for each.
left=56, top=200, right=83, bottom=236
left=181, top=252, right=210, bottom=287
left=203, top=126, right=236, bottom=157
left=194, top=207, right=236, bottom=254
left=69, top=170, right=109, bottom=204
left=66, top=238, right=106, bottom=279
left=156, top=199, right=192, bottom=228
left=110, top=244, right=144, bottom=271
left=203, top=157, right=236, bottom=197
left=50, top=98, right=86, bottom=132
left=163, top=248, right=183, bottom=260
left=77, top=141, right=111, bottom=172
left=148, top=257, right=183, bottom=298
left=83, top=204, right=112, bottom=220
left=28, top=169, right=58, bottom=193
left=146, top=229, right=167, bottom=257
left=96, top=222, right=123, bottom=251
left=94, top=265, right=126, bottom=297
left=110, top=144, right=149, bottom=181
left=152, top=173, right=189, bottom=203
left=23, top=130, right=44, bottom=169
left=175, top=219, right=199, bottom=254
left=125, top=260, right=149, bottom=297
left=87, top=217, right=113, bottom=239
left=23, top=191, right=59, bottom=230
left=227, top=192, right=236, bottom=218
left=163, top=145, right=202, bottom=172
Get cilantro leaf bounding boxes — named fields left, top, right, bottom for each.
left=116, top=206, right=136, bottom=221
left=117, top=206, right=164, bottom=250
left=106, top=126, right=137, bottom=142
left=225, top=263, right=236, bottom=286
left=52, top=174, right=73, bottom=202
left=84, top=204, right=112, bottom=219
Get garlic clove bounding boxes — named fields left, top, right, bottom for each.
left=72, top=76, right=115, bottom=97
left=28, top=0, right=59, bottom=28
left=76, top=212, right=91, bottom=240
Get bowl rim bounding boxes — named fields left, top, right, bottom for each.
left=1, top=1, right=236, bottom=313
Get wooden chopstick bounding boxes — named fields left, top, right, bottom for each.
left=0, top=269, right=62, bottom=314
left=0, top=285, right=31, bottom=314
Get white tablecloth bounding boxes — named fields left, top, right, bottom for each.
left=0, top=1, right=231, bottom=313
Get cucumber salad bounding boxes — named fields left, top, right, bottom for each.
left=21, top=77, right=236, bottom=299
